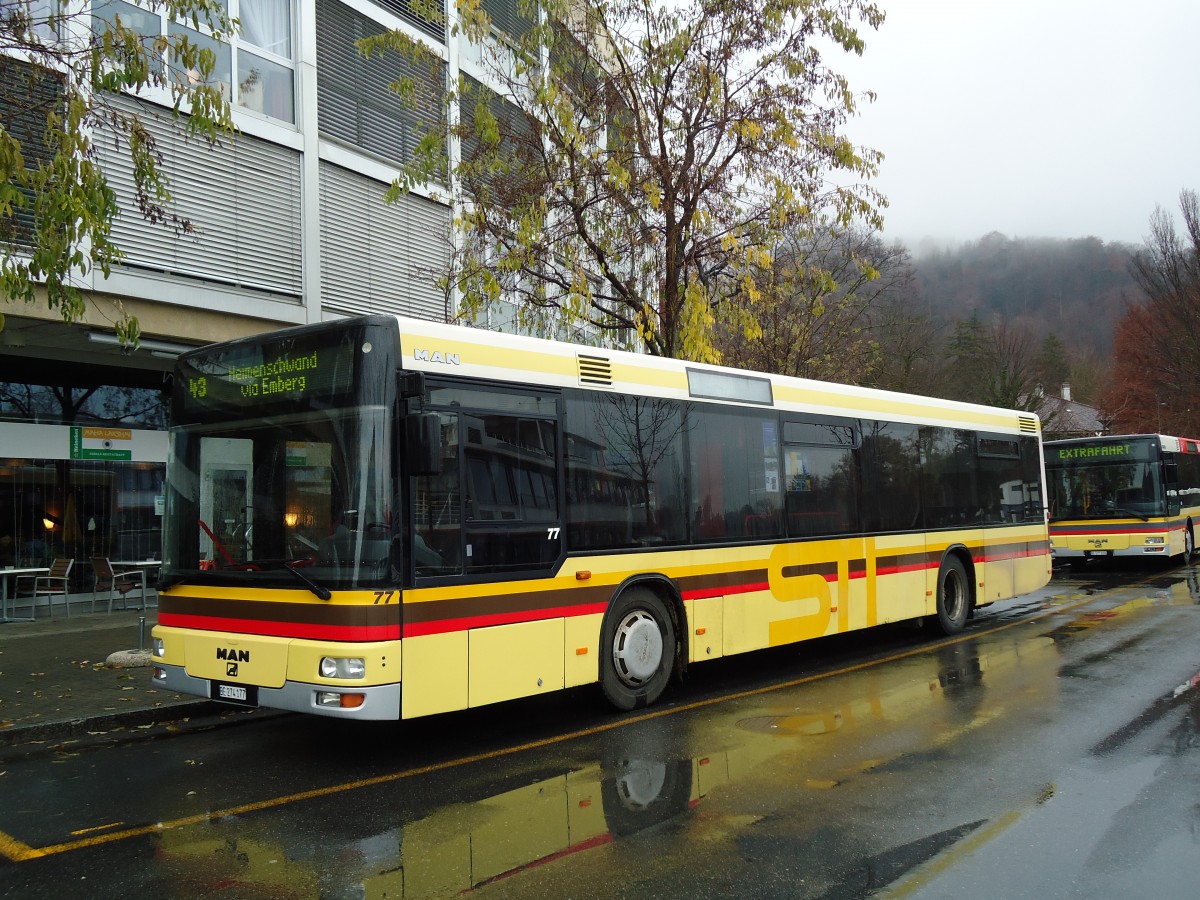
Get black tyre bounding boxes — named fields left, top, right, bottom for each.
left=600, top=588, right=676, bottom=711
left=932, top=555, right=971, bottom=636
left=1184, top=524, right=1195, bottom=560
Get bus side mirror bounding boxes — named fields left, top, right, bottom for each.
left=405, top=413, right=441, bottom=476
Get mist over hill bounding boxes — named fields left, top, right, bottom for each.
left=909, top=232, right=1139, bottom=359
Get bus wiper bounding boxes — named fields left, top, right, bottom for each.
left=1110, top=507, right=1151, bottom=522
left=284, top=561, right=332, bottom=600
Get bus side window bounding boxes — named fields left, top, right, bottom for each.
left=784, top=443, right=859, bottom=537
left=462, top=412, right=560, bottom=574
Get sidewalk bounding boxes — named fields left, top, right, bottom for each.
left=0, top=592, right=260, bottom=758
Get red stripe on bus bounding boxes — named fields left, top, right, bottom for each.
left=158, top=612, right=401, bottom=642
left=974, top=544, right=1051, bottom=563
left=402, top=601, right=610, bottom=638
left=875, top=561, right=937, bottom=577
left=681, top=581, right=771, bottom=601
left=977, top=549, right=1028, bottom=563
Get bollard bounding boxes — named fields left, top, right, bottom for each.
left=139, top=615, right=146, bottom=651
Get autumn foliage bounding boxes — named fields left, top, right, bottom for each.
left=1102, top=190, right=1200, bottom=436
left=1105, top=304, right=1200, bottom=435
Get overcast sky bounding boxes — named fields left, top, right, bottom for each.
left=836, top=0, right=1199, bottom=252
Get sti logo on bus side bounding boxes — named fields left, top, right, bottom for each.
left=414, top=349, right=461, bottom=366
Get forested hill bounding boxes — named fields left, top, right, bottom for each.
left=911, top=232, right=1140, bottom=357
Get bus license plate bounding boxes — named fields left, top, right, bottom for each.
left=212, top=682, right=258, bottom=707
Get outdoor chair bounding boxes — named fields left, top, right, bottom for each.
left=16, top=558, right=74, bottom=618
left=91, top=557, right=147, bottom=613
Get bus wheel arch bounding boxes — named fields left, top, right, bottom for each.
left=931, top=548, right=973, bottom=636
left=599, top=579, right=683, bottom=711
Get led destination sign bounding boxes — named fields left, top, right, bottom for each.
left=1050, top=440, right=1153, bottom=463
left=191, top=351, right=321, bottom=402
left=1053, top=443, right=1134, bottom=460
left=179, top=337, right=357, bottom=416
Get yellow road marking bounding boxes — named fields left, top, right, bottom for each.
left=0, top=832, right=40, bottom=862
left=0, top=585, right=1108, bottom=862
left=879, top=809, right=1025, bottom=898
left=70, top=822, right=125, bottom=837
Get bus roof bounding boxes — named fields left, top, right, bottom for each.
left=389, top=315, right=1040, bottom=437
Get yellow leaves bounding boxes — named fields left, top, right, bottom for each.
left=733, top=119, right=765, bottom=142
left=606, top=158, right=631, bottom=191
left=739, top=273, right=762, bottom=307
left=747, top=246, right=773, bottom=269
left=635, top=302, right=658, bottom=345
left=642, top=180, right=662, bottom=210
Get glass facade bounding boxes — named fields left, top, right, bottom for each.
left=0, top=368, right=170, bottom=582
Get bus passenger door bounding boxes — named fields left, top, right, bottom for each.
left=407, top=391, right=566, bottom=717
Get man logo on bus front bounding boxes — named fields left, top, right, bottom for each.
left=227, top=662, right=238, bottom=677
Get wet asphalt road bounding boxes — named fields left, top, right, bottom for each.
left=1, top=560, right=1198, bottom=899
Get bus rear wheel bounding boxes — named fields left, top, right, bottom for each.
left=932, top=556, right=971, bottom=636
left=601, top=588, right=676, bottom=711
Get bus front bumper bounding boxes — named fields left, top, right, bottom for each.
left=151, top=663, right=403, bottom=720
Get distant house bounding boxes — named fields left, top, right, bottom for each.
left=1037, top=384, right=1106, bottom=440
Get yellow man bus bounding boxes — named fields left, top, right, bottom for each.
left=151, top=315, right=1051, bottom=719
left=1045, top=434, right=1200, bottom=564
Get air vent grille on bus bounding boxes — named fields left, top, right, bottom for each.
left=1018, top=416, right=1039, bottom=433
left=578, top=354, right=613, bottom=386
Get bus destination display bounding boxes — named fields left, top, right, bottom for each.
left=1048, top=441, right=1151, bottom=463
left=180, top=340, right=355, bottom=414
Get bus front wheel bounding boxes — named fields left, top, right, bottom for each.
left=601, top=588, right=676, bottom=711
left=933, top=556, right=971, bottom=636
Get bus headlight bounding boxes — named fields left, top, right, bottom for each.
left=1145, top=536, right=1165, bottom=545
left=319, top=657, right=366, bottom=679
left=153, top=637, right=165, bottom=657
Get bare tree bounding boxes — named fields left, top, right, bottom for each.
left=716, top=225, right=914, bottom=383
left=1119, top=189, right=1200, bottom=428
left=941, top=313, right=1040, bottom=411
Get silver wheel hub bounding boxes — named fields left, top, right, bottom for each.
left=612, top=611, right=663, bottom=686
left=614, top=760, right=668, bottom=809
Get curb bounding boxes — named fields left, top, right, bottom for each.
left=0, top=699, right=213, bottom=752
left=0, top=701, right=287, bottom=759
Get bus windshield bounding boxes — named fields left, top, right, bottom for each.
left=164, top=407, right=393, bottom=590
left=162, top=318, right=399, bottom=591
left=1046, top=456, right=1164, bottom=520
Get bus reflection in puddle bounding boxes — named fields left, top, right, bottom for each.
left=155, top=742, right=698, bottom=897
left=154, top=634, right=1063, bottom=897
